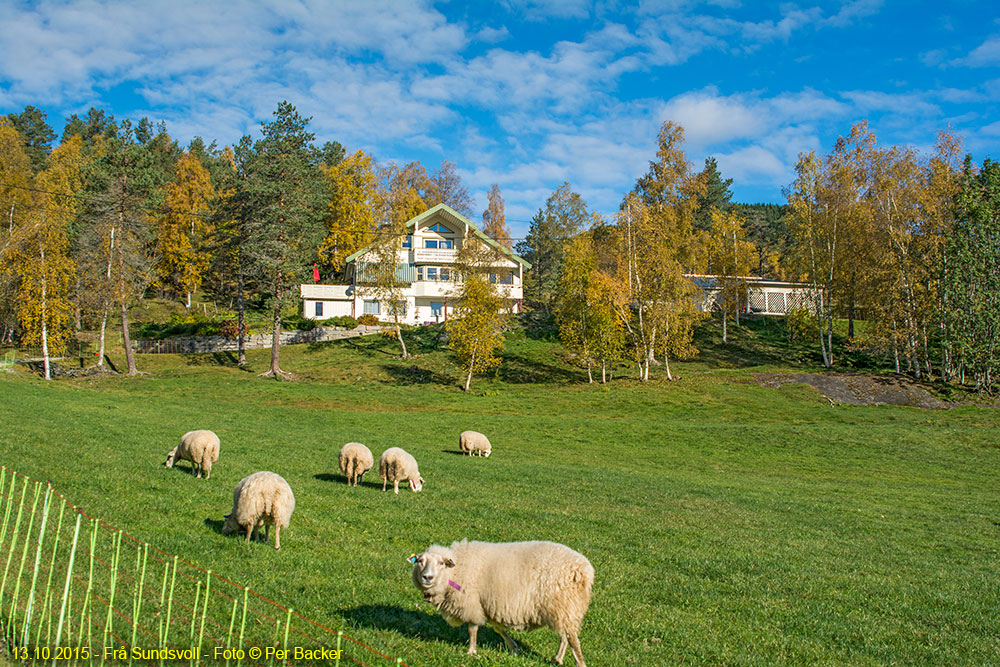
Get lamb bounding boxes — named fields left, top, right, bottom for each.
left=221, top=471, right=295, bottom=550
left=378, top=447, right=424, bottom=494
left=459, top=430, right=492, bottom=457
left=411, top=540, right=594, bottom=666
left=339, top=442, right=373, bottom=486
left=164, top=430, right=220, bottom=479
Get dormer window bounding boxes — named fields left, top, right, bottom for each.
left=428, top=223, right=452, bottom=233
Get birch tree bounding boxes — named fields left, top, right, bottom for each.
left=446, top=240, right=507, bottom=391
left=157, top=152, right=214, bottom=307
left=481, top=184, right=511, bottom=249
left=707, top=208, right=759, bottom=342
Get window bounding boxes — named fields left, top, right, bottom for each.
left=314, top=301, right=323, bottom=317
left=440, top=267, right=451, bottom=281
left=428, top=223, right=452, bottom=233
left=402, top=235, right=412, bottom=248
left=431, top=302, right=443, bottom=318
left=424, top=238, right=453, bottom=249
left=426, top=267, right=438, bottom=281
left=489, top=273, right=497, bottom=284
left=499, top=272, right=514, bottom=285
left=416, top=266, right=423, bottom=281
left=424, top=239, right=437, bottom=249
left=363, top=300, right=380, bottom=315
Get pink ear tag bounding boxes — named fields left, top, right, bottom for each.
left=448, top=580, right=462, bottom=591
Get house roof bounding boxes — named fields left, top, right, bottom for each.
left=344, top=203, right=531, bottom=269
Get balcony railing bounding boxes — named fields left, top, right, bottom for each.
left=414, top=248, right=457, bottom=263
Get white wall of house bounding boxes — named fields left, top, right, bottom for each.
left=300, top=206, right=526, bottom=325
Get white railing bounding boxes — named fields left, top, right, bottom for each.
left=414, top=248, right=458, bottom=263
left=300, top=283, right=353, bottom=299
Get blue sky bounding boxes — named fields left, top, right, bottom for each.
left=1, top=0, right=997, bottom=237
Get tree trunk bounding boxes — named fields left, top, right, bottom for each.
left=464, top=350, right=475, bottom=391
left=601, top=359, right=607, bottom=383
left=74, top=275, right=81, bottom=331
left=97, top=306, right=108, bottom=368
left=237, top=260, right=246, bottom=367
left=396, top=321, right=408, bottom=359
left=721, top=309, right=727, bottom=343
left=41, top=247, right=50, bottom=381
left=120, top=293, right=137, bottom=375
left=587, top=359, right=593, bottom=383
left=261, top=269, right=286, bottom=379
left=664, top=354, right=673, bottom=381
left=186, top=291, right=191, bottom=310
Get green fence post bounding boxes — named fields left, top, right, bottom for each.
left=225, top=597, right=238, bottom=667
left=0, top=475, right=27, bottom=614
left=128, top=543, right=149, bottom=667
left=9, top=481, right=43, bottom=643
left=36, top=499, right=66, bottom=646
left=281, top=609, right=292, bottom=661
left=236, top=588, right=248, bottom=667
left=197, top=571, right=211, bottom=665
left=162, top=557, right=178, bottom=650
left=101, top=531, right=123, bottom=667
left=336, top=630, right=342, bottom=666
left=189, top=582, right=201, bottom=667
left=51, top=513, right=81, bottom=667
left=76, top=518, right=98, bottom=661
left=23, top=484, right=52, bottom=645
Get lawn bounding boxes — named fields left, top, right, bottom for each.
left=0, top=320, right=997, bottom=665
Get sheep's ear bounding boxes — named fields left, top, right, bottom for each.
left=444, top=558, right=455, bottom=568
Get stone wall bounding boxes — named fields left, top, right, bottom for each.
left=133, top=325, right=384, bottom=354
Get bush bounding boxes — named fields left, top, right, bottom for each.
left=321, top=316, right=358, bottom=328
left=787, top=308, right=818, bottom=343
left=280, top=314, right=317, bottom=331
left=357, top=314, right=380, bottom=326
left=219, top=320, right=249, bottom=340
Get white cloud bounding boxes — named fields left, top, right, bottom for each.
left=950, top=35, right=1000, bottom=67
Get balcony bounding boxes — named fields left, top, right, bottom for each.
left=414, top=247, right=458, bottom=263
left=412, top=281, right=458, bottom=298
left=300, top=283, right=353, bottom=300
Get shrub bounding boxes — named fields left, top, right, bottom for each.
left=356, top=314, right=380, bottom=326
left=219, top=320, right=249, bottom=340
left=321, top=316, right=358, bottom=328
left=787, top=308, right=818, bottom=343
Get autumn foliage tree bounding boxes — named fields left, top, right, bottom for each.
left=707, top=208, right=759, bottom=342
left=447, top=240, right=508, bottom=391
left=318, top=150, right=382, bottom=275
left=481, top=184, right=511, bottom=249
left=157, top=152, right=215, bottom=307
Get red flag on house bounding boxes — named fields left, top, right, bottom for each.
left=312, top=264, right=320, bottom=283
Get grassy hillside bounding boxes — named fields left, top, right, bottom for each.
left=0, top=320, right=997, bottom=665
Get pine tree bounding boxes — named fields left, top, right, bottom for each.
left=234, top=102, right=326, bottom=379
left=6, top=106, right=57, bottom=173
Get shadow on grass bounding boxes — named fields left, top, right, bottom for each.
left=497, top=353, right=580, bottom=384
left=339, top=605, right=537, bottom=656
left=441, top=450, right=467, bottom=456
left=203, top=518, right=225, bottom=535
left=182, top=351, right=246, bottom=368
left=382, top=364, right=453, bottom=385
left=314, top=473, right=383, bottom=490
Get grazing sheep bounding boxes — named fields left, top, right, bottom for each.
left=378, top=447, right=423, bottom=494
left=222, top=472, right=295, bottom=550
left=164, top=430, right=220, bottom=479
left=411, top=540, right=594, bottom=666
left=339, top=442, right=374, bottom=486
left=459, top=430, right=492, bottom=457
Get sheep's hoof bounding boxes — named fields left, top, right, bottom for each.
left=466, top=649, right=477, bottom=656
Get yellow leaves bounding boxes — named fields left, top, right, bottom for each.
left=157, top=152, right=215, bottom=296
left=319, top=150, right=382, bottom=269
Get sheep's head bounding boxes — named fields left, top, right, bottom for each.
left=483, top=448, right=491, bottom=458
left=221, top=513, right=239, bottom=535
left=410, top=475, right=424, bottom=492
left=411, top=546, right=454, bottom=597
left=164, top=448, right=178, bottom=468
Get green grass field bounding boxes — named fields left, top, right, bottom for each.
left=1, top=319, right=998, bottom=665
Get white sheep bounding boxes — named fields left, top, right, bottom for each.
left=411, top=540, right=594, bottom=666
left=378, top=447, right=424, bottom=494
left=459, top=430, right=492, bottom=457
left=222, top=471, right=295, bottom=550
left=164, top=430, right=220, bottom=479
left=339, top=442, right=374, bottom=486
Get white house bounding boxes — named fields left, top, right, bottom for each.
left=300, top=204, right=530, bottom=325
left=686, top=274, right=820, bottom=315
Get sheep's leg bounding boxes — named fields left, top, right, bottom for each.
left=393, top=480, right=399, bottom=495
left=555, top=633, right=568, bottom=664
left=492, top=625, right=517, bottom=654
left=263, top=524, right=270, bottom=543
left=466, top=624, right=478, bottom=655
left=203, top=461, right=211, bottom=480
left=244, top=524, right=253, bottom=543
left=568, top=633, right=584, bottom=667
left=274, top=524, right=280, bottom=551
left=382, top=477, right=387, bottom=492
